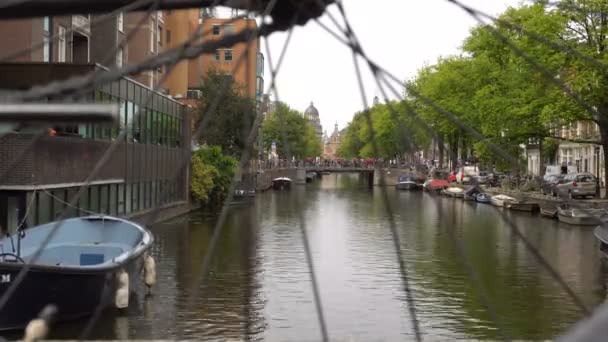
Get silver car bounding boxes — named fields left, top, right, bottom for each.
left=556, top=173, right=597, bottom=199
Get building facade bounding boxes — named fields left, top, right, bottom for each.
left=525, top=121, right=604, bottom=181
left=323, top=123, right=342, bottom=160
left=304, top=102, right=323, bottom=144
left=0, top=63, right=190, bottom=235
left=196, top=13, right=262, bottom=101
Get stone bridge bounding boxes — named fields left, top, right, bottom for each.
left=243, top=167, right=418, bottom=191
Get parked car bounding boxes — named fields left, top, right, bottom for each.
left=541, top=174, right=564, bottom=196
left=556, top=173, right=597, bottom=199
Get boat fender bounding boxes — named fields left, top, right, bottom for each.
left=115, top=269, right=129, bottom=309
left=144, top=254, right=157, bottom=289
left=23, top=304, right=57, bottom=342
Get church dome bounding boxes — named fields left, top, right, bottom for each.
left=304, top=101, right=320, bottom=120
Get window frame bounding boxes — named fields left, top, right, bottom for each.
left=212, top=24, right=220, bottom=35
left=224, top=49, right=233, bottom=61
left=117, top=12, right=124, bottom=32
left=57, top=25, right=66, bottom=62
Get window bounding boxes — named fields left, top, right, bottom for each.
left=166, top=29, right=171, bottom=45
left=116, top=47, right=123, bottom=67
left=57, top=26, right=66, bottom=62
left=224, top=49, right=233, bottom=61
left=43, top=16, right=50, bottom=32
left=43, top=36, right=50, bottom=62
left=212, top=24, right=220, bottom=35
left=158, top=26, right=162, bottom=47
left=224, top=24, right=233, bottom=35
left=150, top=19, right=155, bottom=52
left=214, top=49, right=220, bottom=61
left=117, top=12, right=124, bottom=32
left=43, top=17, right=50, bottom=62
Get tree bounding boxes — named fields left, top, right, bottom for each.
left=190, top=146, right=237, bottom=205
left=262, top=103, right=321, bottom=158
left=195, top=69, right=257, bottom=157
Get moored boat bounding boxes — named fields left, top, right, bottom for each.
left=423, top=179, right=449, bottom=192
left=463, top=186, right=480, bottom=201
left=475, top=193, right=492, bottom=203
left=557, top=204, right=604, bottom=226
left=444, top=187, right=464, bottom=198
left=272, top=177, right=292, bottom=190
left=594, top=225, right=608, bottom=257
left=540, top=206, right=558, bottom=219
left=0, top=216, right=154, bottom=331
left=396, top=176, right=420, bottom=191
left=505, top=201, right=540, bottom=212
left=491, top=194, right=515, bottom=207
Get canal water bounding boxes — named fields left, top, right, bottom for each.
left=49, top=173, right=606, bottom=340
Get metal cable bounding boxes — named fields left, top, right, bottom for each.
left=332, top=2, right=422, bottom=339
left=263, top=13, right=330, bottom=340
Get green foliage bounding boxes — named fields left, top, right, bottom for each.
left=195, top=69, right=257, bottom=157
left=262, top=102, right=322, bottom=158
left=337, top=102, right=430, bottom=159
left=190, top=146, right=237, bottom=204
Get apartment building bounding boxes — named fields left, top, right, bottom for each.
left=0, top=15, right=91, bottom=63
left=196, top=12, right=264, bottom=103
left=526, top=121, right=604, bottom=180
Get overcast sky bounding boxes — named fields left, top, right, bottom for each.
left=262, top=0, right=522, bottom=134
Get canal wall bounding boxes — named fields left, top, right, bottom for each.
left=126, top=201, right=197, bottom=225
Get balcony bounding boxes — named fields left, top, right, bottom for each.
left=72, top=15, right=90, bottom=36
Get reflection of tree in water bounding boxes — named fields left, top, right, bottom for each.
left=407, top=195, right=605, bottom=340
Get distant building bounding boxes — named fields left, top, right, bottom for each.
left=323, top=123, right=342, bottom=160
left=304, top=102, right=323, bottom=144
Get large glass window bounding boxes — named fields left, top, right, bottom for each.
left=100, top=185, right=109, bottom=214
left=90, top=186, right=100, bottom=213
left=79, top=186, right=89, bottom=216
left=118, top=184, right=125, bottom=215
left=52, top=189, right=66, bottom=220
left=125, top=183, right=132, bottom=214
left=109, top=184, right=117, bottom=215
left=126, top=101, right=134, bottom=142
left=66, top=188, right=78, bottom=217
left=38, top=191, right=52, bottom=225
left=139, top=182, right=145, bottom=210
left=133, top=103, right=140, bottom=142
left=132, top=183, right=139, bottom=212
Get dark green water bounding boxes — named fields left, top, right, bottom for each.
left=49, top=173, right=607, bottom=340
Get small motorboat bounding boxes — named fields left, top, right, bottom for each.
left=463, top=186, right=480, bottom=201
left=396, top=176, right=420, bottom=191
left=272, top=177, right=292, bottom=190
left=505, top=200, right=540, bottom=212
left=475, top=193, right=492, bottom=203
left=424, top=179, right=449, bottom=192
left=0, top=216, right=154, bottom=331
left=444, top=187, right=464, bottom=198
left=491, top=194, right=515, bottom=207
left=540, top=206, right=558, bottom=219
left=594, top=225, right=608, bottom=257
left=557, top=204, right=604, bottom=226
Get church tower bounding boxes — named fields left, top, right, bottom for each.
left=304, top=101, right=324, bottom=144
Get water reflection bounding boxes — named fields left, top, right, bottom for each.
left=39, top=173, right=605, bottom=340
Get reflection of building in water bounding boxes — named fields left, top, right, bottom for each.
left=304, top=101, right=323, bottom=144
left=323, top=122, right=342, bottom=160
